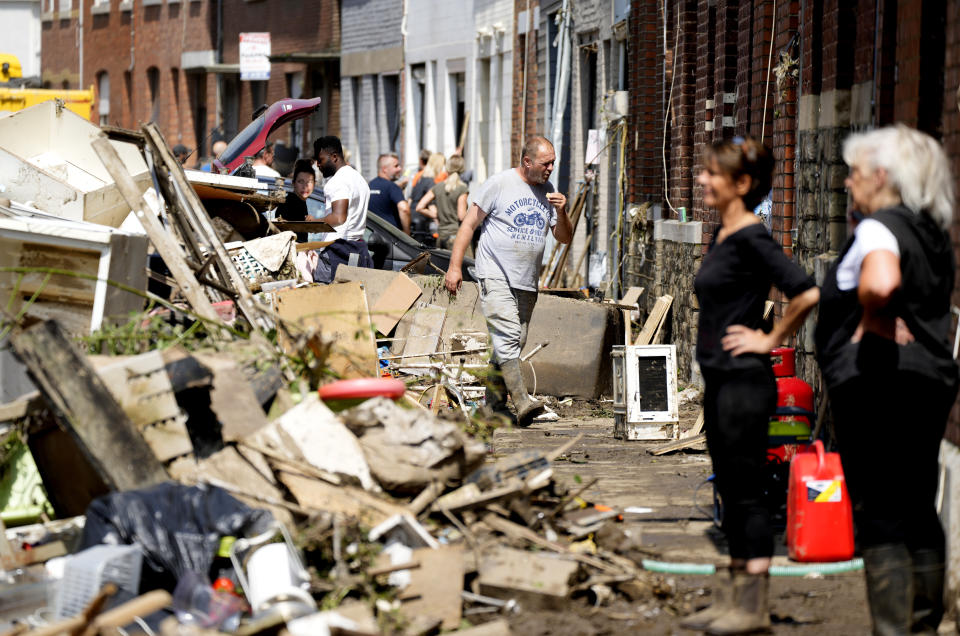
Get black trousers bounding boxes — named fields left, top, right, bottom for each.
left=829, top=370, right=956, bottom=551
left=703, top=365, right=778, bottom=560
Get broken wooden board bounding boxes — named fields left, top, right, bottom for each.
left=275, top=282, right=379, bottom=379
left=191, top=352, right=270, bottom=442
left=168, top=445, right=293, bottom=526
left=90, top=351, right=192, bottom=462
left=397, top=302, right=447, bottom=373
left=648, top=432, right=707, bottom=456
left=684, top=410, right=705, bottom=438
left=478, top=545, right=579, bottom=610
left=277, top=471, right=406, bottom=527
left=634, top=295, right=673, bottom=346
left=8, top=320, right=168, bottom=491
left=619, top=286, right=645, bottom=308
left=370, top=272, right=423, bottom=337
left=396, top=545, right=465, bottom=630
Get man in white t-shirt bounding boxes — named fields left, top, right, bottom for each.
left=311, top=136, right=373, bottom=282
left=445, top=137, right=573, bottom=425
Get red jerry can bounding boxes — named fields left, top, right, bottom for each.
left=786, top=440, right=855, bottom=562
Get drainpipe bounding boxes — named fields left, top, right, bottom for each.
left=215, top=0, right=223, bottom=130
left=78, top=0, right=84, bottom=87
left=519, top=0, right=533, bottom=145
left=548, top=0, right=571, bottom=189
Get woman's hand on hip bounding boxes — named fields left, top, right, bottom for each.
left=722, top=324, right=777, bottom=356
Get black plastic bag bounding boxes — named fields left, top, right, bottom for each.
left=81, top=482, right=274, bottom=592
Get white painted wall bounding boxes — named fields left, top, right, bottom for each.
left=471, top=0, right=513, bottom=185
left=0, top=1, right=42, bottom=79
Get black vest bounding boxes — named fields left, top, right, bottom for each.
left=814, top=206, right=958, bottom=390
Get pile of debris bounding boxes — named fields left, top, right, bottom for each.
left=0, top=102, right=671, bottom=634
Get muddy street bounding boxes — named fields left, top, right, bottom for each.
left=490, top=404, right=874, bottom=635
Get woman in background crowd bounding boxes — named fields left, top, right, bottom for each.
left=815, top=125, right=958, bottom=635
left=415, top=155, right=469, bottom=251
left=682, top=136, right=819, bottom=635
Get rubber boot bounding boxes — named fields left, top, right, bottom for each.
left=862, top=544, right=913, bottom=636
left=680, top=568, right=733, bottom=630
left=705, top=571, right=771, bottom=635
left=500, top=358, right=544, bottom=426
left=480, top=362, right=513, bottom=426
left=910, top=548, right=945, bottom=634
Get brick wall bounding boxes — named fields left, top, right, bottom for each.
left=41, top=0, right=339, bottom=165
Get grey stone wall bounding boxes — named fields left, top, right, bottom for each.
left=626, top=219, right=702, bottom=385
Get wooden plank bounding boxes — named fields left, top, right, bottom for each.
left=277, top=471, right=406, bottom=527
left=369, top=272, right=423, bottom=336
left=683, top=410, right=705, bottom=438
left=91, top=135, right=223, bottom=325
left=274, top=283, right=379, bottom=379
left=8, top=320, right=168, bottom=491
left=398, top=545, right=465, bottom=630
left=648, top=432, right=707, bottom=456
left=273, top=220, right=335, bottom=233
left=634, top=295, right=673, bottom=346
left=619, top=286, right=644, bottom=308
left=397, top=302, right=447, bottom=372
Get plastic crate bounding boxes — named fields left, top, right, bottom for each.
left=54, top=544, right=142, bottom=619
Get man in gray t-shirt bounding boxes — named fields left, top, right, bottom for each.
left=445, top=137, right=573, bottom=425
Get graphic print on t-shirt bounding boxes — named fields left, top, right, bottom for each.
left=502, top=196, right=551, bottom=246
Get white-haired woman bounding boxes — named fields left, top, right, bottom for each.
left=815, top=125, right=958, bottom=634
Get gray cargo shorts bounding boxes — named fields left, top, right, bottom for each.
left=479, top=277, right=538, bottom=363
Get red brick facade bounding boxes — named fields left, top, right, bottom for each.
left=510, top=0, right=539, bottom=166
left=41, top=0, right=339, bottom=166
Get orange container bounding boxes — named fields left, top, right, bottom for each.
left=786, top=440, right=855, bottom=562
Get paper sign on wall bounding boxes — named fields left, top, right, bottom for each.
left=240, top=32, right=271, bottom=81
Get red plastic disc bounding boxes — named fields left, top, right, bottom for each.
left=318, top=378, right=406, bottom=402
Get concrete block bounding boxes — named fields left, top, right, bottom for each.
left=653, top=219, right=703, bottom=244
left=850, top=81, right=874, bottom=126
left=818, top=89, right=851, bottom=129
left=798, top=95, right=820, bottom=132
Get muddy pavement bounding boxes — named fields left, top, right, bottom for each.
left=490, top=404, right=873, bottom=635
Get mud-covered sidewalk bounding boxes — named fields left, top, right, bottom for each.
left=490, top=404, right=877, bottom=635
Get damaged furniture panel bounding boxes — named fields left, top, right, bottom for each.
left=0, top=101, right=150, bottom=228
left=0, top=213, right=148, bottom=334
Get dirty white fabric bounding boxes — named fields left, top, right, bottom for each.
left=241, top=231, right=296, bottom=271
left=318, top=164, right=369, bottom=242
left=252, top=163, right=281, bottom=179
left=473, top=168, right=557, bottom=291
left=835, top=218, right=900, bottom=291
left=479, top=277, right=537, bottom=362
left=295, top=249, right=319, bottom=281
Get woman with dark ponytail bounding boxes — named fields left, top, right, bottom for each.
left=681, top=136, right=819, bottom=634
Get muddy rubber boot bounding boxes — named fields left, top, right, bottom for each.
left=500, top=358, right=544, bottom=426
left=910, top=548, right=945, bottom=634
left=705, top=571, right=771, bottom=635
left=480, top=362, right=514, bottom=425
left=680, top=568, right=733, bottom=630
left=862, top=544, right=913, bottom=636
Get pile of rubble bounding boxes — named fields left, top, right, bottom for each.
left=0, top=102, right=669, bottom=634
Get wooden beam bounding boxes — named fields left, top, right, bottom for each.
left=8, top=320, right=168, bottom=491
left=91, top=135, right=223, bottom=326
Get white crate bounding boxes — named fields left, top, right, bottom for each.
left=54, top=544, right=142, bottom=619
left=611, top=345, right=679, bottom=441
